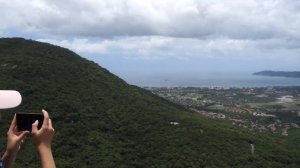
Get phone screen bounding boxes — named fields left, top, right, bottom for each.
left=16, top=113, right=44, bottom=132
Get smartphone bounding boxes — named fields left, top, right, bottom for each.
left=16, top=113, right=44, bottom=132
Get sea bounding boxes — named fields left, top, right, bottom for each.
left=123, top=73, right=300, bottom=88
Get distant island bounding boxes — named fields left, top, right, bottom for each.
left=253, top=70, right=300, bottom=78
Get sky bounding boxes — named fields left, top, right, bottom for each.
left=0, top=0, right=300, bottom=86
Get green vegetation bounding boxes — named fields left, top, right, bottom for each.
left=0, top=38, right=299, bottom=167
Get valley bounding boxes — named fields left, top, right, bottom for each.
left=148, top=86, right=300, bottom=136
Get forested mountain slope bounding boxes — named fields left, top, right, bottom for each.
left=0, top=38, right=299, bottom=167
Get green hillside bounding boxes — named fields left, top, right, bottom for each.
left=0, top=38, right=299, bottom=167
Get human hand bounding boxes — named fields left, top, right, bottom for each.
left=5, top=114, right=29, bottom=155
left=31, top=109, right=55, bottom=151
left=2, top=114, right=29, bottom=168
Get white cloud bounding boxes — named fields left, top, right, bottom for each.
left=0, top=0, right=299, bottom=40
left=38, top=38, right=109, bottom=54
left=38, top=36, right=174, bottom=57
left=38, top=36, right=256, bottom=60
left=1, top=0, right=300, bottom=64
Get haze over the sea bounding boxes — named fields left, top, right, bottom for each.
left=122, top=72, right=300, bottom=87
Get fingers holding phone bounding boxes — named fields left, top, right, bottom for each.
left=5, top=110, right=56, bottom=168
left=31, top=109, right=55, bottom=150
left=6, top=114, right=30, bottom=155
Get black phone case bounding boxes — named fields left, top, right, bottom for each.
left=16, top=113, right=44, bottom=132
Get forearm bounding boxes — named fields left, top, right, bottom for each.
left=38, top=146, right=56, bottom=168
left=1, top=150, right=17, bottom=168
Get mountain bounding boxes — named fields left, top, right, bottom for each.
left=0, top=38, right=299, bottom=167
left=253, top=70, right=300, bottom=78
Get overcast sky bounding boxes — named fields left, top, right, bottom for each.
left=1, top=0, right=300, bottom=85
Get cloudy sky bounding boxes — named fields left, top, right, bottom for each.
left=1, top=0, right=300, bottom=86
